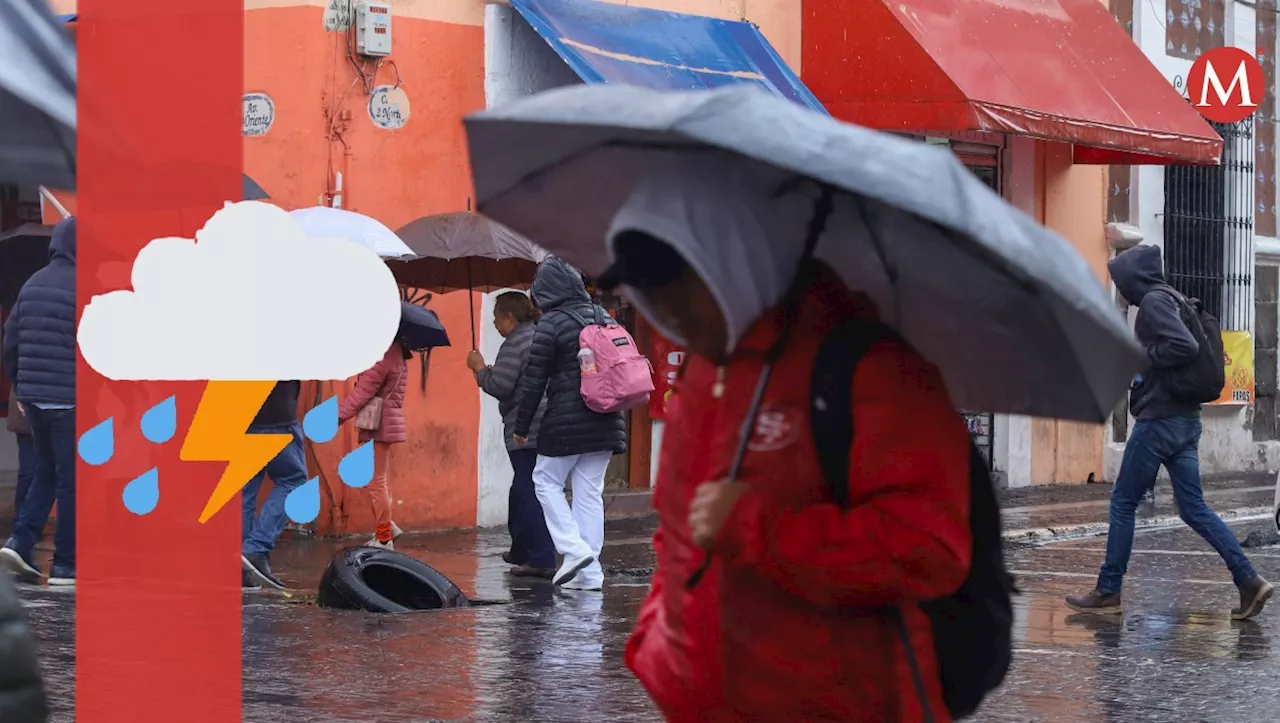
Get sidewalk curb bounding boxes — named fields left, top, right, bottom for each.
left=1002, top=506, right=1273, bottom=547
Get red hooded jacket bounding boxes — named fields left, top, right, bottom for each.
left=625, top=273, right=972, bottom=722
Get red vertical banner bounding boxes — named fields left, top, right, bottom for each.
left=78, top=2, right=243, bottom=722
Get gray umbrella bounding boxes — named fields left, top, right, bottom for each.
left=464, top=84, right=1144, bottom=423
left=0, top=0, right=76, bottom=189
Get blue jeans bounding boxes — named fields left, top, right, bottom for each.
left=241, top=423, right=309, bottom=557
left=12, top=433, right=37, bottom=530
left=508, top=448, right=556, bottom=569
left=11, top=407, right=76, bottom=568
left=1098, top=416, right=1255, bottom=594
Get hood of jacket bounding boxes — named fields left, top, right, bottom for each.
left=1108, top=244, right=1164, bottom=306
left=531, top=258, right=590, bottom=312
left=48, top=217, right=76, bottom=265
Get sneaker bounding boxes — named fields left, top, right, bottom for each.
left=0, top=541, right=43, bottom=582
left=47, top=564, right=75, bottom=587
left=1233, top=576, right=1274, bottom=620
left=241, top=570, right=262, bottom=592
left=367, top=523, right=405, bottom=546
left=1065, top=589, right=1122, bottom=615
left=561, top=574, right=603, bottom=592
left=553, top=554, right=594, bottom=587
left=241, top=553, right=285, bottom=590
left=510, top=565, right=554, bottom=580
left=364, top=539, right=394, bottom=551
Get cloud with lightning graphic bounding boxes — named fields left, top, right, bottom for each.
left=77, top=201, right=401, bottom=524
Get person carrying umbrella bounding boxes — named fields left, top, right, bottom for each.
left=337, top=337, right=411, bottom=549
left=466, top=292, right=554, bottom=578
left=604, top=157, right=972, bottom=721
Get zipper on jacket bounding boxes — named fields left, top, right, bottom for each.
left=712, top=366, right=726, bottom=399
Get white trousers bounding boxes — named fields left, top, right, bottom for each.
left=532, top=451, right=610, bottom=585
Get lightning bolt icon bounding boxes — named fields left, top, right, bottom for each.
left=181, top=380, right=292, bottom=524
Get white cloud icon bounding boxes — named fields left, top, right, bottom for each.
left=78, top=201, right=402, bottom=381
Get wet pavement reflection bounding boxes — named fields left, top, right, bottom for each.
left=18, top=514, right=1280, bottom=721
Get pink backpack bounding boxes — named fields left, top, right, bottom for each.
left=567, top=307, right=654, bottom=414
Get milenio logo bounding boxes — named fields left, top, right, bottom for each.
left=1186, top=46, right=1266, bottom=123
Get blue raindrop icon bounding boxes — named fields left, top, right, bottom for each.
left=123, top=467, right=160, bottom=515
left=284, top=477, right=321, bottom=524
left=338, top=442, right=374, bottom=488
left=140, top=395, right=177, bottom=444
left=303, top=396, right=339, bottom=444
left=79, top=417, right=115, bottom=466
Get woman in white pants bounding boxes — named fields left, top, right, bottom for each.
left=511, top=259, right=627, bottom=591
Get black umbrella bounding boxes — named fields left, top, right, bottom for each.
left=399, top=302, right=450, bottom=351
left=242, top=174, right=269, bottom=200
left=0, top=223, right=52, bottom=304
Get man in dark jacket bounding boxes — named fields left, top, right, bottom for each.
left=1067, top=244, right=1271, bottom=619
left=513, top=259, right=626, bottom=591
left=1, top=218, right=77, bottom=586
left=240, top=380, right=308, bottom=591
left=0, top=573, right=48, bottom=723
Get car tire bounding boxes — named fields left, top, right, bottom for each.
left=316, top=546, right=470, bottom=613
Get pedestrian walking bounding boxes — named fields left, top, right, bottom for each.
left=1, top=217, right=77, bottom=586
left=338, top=340, right=410, bottom=550
left=467, top=292, right=555, bottom=578
left=512, top=259, right=626, bottom=592
left=604, top=166, right=975, bottom=721
left=6, top=386, right=37, bottom=533
left=0, top=573, right=48, bottom=723
left=241, top=380, right=310, bottom=590
left=1066, top=244, right=1272, bottom=619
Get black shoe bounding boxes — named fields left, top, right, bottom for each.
left=241, top=553, right=285, bottom=590
left=1233, top=576, right=1274, bottom=620
left=0, top=539, right=43, bottom=582
left=1065, top=589, right=1122, bottom=615
left=241, top=569, right=262, bottom=592
left=501, top=551, right=521, bottom=565
left=47, top=564, right=75, bottom=587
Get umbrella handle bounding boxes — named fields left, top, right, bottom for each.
left=468, top=257, right=477, bottom=349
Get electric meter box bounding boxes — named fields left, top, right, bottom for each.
left=355, top=2, right=392, bottom=57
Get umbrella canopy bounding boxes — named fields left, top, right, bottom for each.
left=290, top=207, right=415, bottom=259
left=0, top=223, right=52, bottom=304
left=399, top=302, right=451, bottom=351
left=464, top=84, right=1144, bottom=423
left=0, top=0, right=76, bottom=189
left=392, top=212, right=549, bottom=292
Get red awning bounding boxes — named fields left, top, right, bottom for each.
left=802, top=0, right=1222, bottom=165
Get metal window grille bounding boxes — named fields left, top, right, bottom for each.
left=1163, top=119, right=1254, bottom=331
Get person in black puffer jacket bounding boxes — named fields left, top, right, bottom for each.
left=1, top=217, right=77, bottom=586
left=513, top=258, right=626, bottom=592
left=0, top=573, right=49, bottom=723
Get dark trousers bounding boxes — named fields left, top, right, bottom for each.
left=1098, top=415, right=1255, bottom=594
left=508, top=448, right=555, bottom=569
left=12, top=407, right=76, bottom=568
left=12, top=433, right=36, bottom=529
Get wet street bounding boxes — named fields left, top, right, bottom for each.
left=15, top=484, right=1280, bottom=722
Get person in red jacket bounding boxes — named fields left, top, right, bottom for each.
left=602, top=157, right=972, bottom=722
left=339, top=340, right=410, bottom=549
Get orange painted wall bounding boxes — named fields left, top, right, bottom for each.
left=241, top=5, right=486, bottom=534
left=1031, top=141, right=1109, bottom=484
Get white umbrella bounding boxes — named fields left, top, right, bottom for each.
left=0, top=0, right=76, bottom=189
left=290, top=207, right=415, bottom=260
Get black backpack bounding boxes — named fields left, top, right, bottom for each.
left=1153, top=285, right=1226, bottom=405
left=810, top=320, right=1015, bottom=722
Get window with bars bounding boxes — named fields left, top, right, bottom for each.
left=1162, top=119, right=1254, bottom=331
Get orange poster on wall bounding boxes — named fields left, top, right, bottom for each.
left=1209, top=330, right=1255, bottom=405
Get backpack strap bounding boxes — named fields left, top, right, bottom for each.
left=809, top=319, right=897, bottom=510
left=809, top=319, right=935, bottom=723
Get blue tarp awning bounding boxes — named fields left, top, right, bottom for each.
left=509, top=0, right=826, bottom=115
